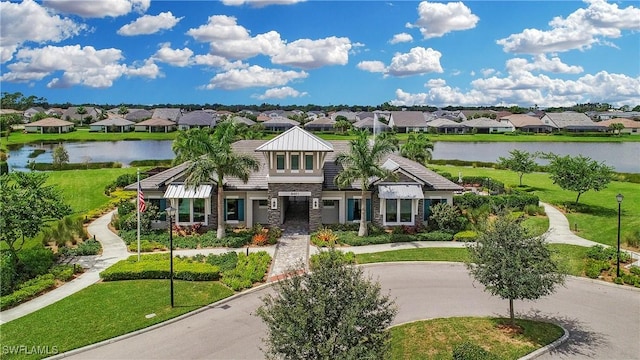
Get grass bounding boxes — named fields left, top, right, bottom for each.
left=549, top=244, right=589, bottom=276
left=522, top=215, right=549, bottom=237
left=356, top=248, right=469, bottom=264
left=3, top=128, right=176, bottom=148
left=430, top=164, right=640, bottom=247
left=387, top=317, right=564, bottom=360
left=0, top=280, right=234, bottom=360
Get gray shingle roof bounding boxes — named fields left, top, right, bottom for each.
left=125, top=109, right=153, bottom=122
left=304, top=117, right=336, bottom=128
left=389, top=111, right=427, bottom=128
left=136, top=118, right=176, bottom=126
left=152, top=108, right=182, bottom=121
left=427, top=118, right=466, bottom=127
left=353, top=117, right=390, bottom=130
left=463, top=117, right=509, bottom=128
left=542, top=112, right=598, bottom=128
left=178, top=110, right=216, bottom=126
left=91, top=117, right=135, bottom=126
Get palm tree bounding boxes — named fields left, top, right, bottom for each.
left=335, top=130, right=397, bottom=237
left=400, top=133, right=434, bottom=165
left=172, top=123, right=259, bottom=239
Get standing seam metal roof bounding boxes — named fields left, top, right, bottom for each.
left=255, top=126, right=334, bottom=152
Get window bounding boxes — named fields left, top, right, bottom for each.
left=193, top=198, right=205, bottom=222
left=178, top=198, right=190, bottom=223
left=347, top=198, right=371, bottom=221
left=386, top=199, right=413, bottom=224
left=322, top=200, right=336, bottom=208
left=258, top=199, right=268, bottom=208
left=305, top=154, right=314, bottom=170
left=423, top=198, right=447, bottom=220
left=291, top=154, right=299, bottom=170
left=225, top=198, right=245, bottom=221
left=276, top=154, right=285, bottom=171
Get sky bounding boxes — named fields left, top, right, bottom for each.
left=1, top=0, right=639, bottom=108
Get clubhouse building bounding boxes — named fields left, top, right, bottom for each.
left=129, top=127, right=463, bottom=232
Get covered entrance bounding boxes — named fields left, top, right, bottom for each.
left=280, top=193, right=310, bottom=234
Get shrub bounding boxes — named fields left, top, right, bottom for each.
left=0, top=274, right=56, bottom=310
left=50, top=265, right=76, bottom=282
left=524, top=204, right=545, bottom=216
left=128, top=240, right=166, bottom=253
left=311, top=227, right=340, bottom=247
left=630, top=266, right=640, bottom=276
left=221, top=252, right=271, bottom=291
left=310, top=250, right=355, bottom=270
left=17, top=248, right=55, bottom=281
left=586, top=245, right=631, bottom=263
left=452, top=341, right=497, bottom=360
left=100, top=255, right=220, bottom=281
left=621, top=273, right=640, bottom=286
left=338, top=231, right=391, bottom=246
left=389, top=233, right=418, bottom=243
left=454, top=230, right=478, bottom=242
left=206, top=252, right=238, bottom=272
left=267, top=226, right=282, bottom=244
left=252, top=232, right=269, bottom=246
left=585, top=259, right=610, bottom=278
left=428, top=203, right=467, bottom=234
left=0, top=252, right=17, bottom=296
left=416, top=231, right=454, bottom=241
left=59, top=239, right=102, bottom=256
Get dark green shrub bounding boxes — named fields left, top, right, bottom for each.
left=50, top=265, right=76, bottom=282
left=0, top=252, right=17, bottom=296
left=452, top=341, right=497, bottom=360
left=389, top=233, right=417, bottom=243
left=338, top=232, right=391, bottom=246
left=0, top=274, right=56, bottom=310
left=310, top=250, right=355, bottom=270
left=416, top=231, right=454, bottom=241
left=585, top=259, right=610, bottom=278
left=17, top=248, right=55, bottom=281
left=221, top=252, right=271, bottom=291
left=207, top=252, right=238, bottom=272
left=100, top=255, right=221, bottom=281
left=621, top=273, right=639, bottom=286
left=428, top=203, right=467, bottom=234
left=624, top=229, right=640, bottom=248
left=60, top=239, right=102, bottom=256
left=614, top=277, right=624, bottom=285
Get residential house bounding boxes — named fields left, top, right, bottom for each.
left=127, top=126, right=462, bottom=232
left=90, top=117, right=135, bottom=132
left=177, top=110, right=216, bottom=130
left=23, top=107, right=46, bottom=122
left=134, top=118, right=176, bottom=133
left=24, top=118, right=74, bottom=134
left=599, top=118, right=640, bottom=135
left=352, top=117, right=390, bottom=133
left=595, top=111, right=640, bottom=121
left=62, top=106, right=101, bottom=124
left=125, top=109, right=153, bottom=122
left=541, top=112, right=606, bottom=132
left=499, top=114, right=553, bottom=133
left=152, top=108, right=182, bottom=122
left=388, top=111, right=428, bottom=132
left=330, top=111, right=358, bottom=122
left=304, top=117, right=336, bottom=132
left=231, top=116, right=257, bottom=126
left=426, top=118, right=467, bottom=134
left=463, top=117, right=514, bottom=134
left=262, top=117, right=299, bottom=132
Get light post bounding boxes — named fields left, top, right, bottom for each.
left=616, top=194, right=624, bottom=278
left=166, top=206, right=176, bottom=307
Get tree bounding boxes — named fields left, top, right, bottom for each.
left=335, top=130, right=397, bottom=236
left=256, top=248, right=397, bottom=360
left=172, top=122, right=259, bottom=239
left=466, top=214, right=565, bottom=326
left=400, top=133, right=434, bottom=165
left=333, top=118, right=352, bottom=134
left=608, top=122, right=625, bottom=136
left=118, top=105, right=129, bottom=115
left=52, top=145, right=70, bottom=169
left=543, top=153, right=614, bottom=205
left=0, top=172, right=72, bottom=261
left=76, top=106, right=87, bottom=126
left=497, top=149, right=538, bottom=186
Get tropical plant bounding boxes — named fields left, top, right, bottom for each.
left=172, top=122, right=259, bottom=239
left=608, top=122, right=625, bottom=136
left=400, top=133, right=434, bottom=165
left=335, top=130, right=397, bottom=236
left=333, top=117, right=352, bottom=134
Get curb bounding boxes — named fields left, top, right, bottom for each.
left=48, top=281, right=276, bottom=359
left=519, top=324, right=569, bottom=360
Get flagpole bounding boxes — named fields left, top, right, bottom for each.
left=137, top=168, right=141, bottom=261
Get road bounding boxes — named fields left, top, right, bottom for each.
left=64, top=263, right=640, bottom=360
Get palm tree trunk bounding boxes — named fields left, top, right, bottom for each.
left=217, top=183, right=225, bottom=239
left=358, top=186, right=368, bottom=237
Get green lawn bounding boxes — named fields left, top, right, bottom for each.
left=387, top=317, right=563, bottom=360
left=430, top=165, right=640, bottom=247
left=3, top=128, right=176, bottom=148
left=0, top=280, right=234, bottom=360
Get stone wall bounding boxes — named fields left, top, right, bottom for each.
left=267, top=182, right=323, bottom=232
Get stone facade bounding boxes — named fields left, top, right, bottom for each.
left=267, top=182, right=323, bottom=232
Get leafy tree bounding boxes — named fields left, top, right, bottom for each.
left=497, top=149, right=538, bottom=186
left=0, top=172, right=72, bottom=261
left=400, top=133, right=434, bottom=165
left=118, top=105, right=129, bottom=115
left=172, top=122, right=259, bottom=239
left=335, top=130, right=397, bottom=236
left=466, top=214, right=565, bottom=325
left=256, top=248, right=397, bottom=360
left=333, top=118, right=352, bottom=134
left=52, top=145, right=70, bottom=169
left=543, top=153, right=614, bottom=205
left=608, top=122, right=625, bottom=136
left=632, top=105, right=640, bottom=112
left=30, top=112, right=48, bottom=122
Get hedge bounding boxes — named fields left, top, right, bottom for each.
left=30, top=162, right=122, bottom=171
left=100, top=254, right=220, bottom=281
left=0, top=274, right=56, bottom=310
left=454, top=192, right=539, bottom=211
left=416, top=231, right=454, bottom=241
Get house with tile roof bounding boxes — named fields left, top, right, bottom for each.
left=426, top=118, right=467, bottom=134
left=387, top=111, right=429, bottom=132
left=498, top=114, right=553, bottom=133
left=125, top=109, right=153, bottom=122
left=90, top=117, right=135, bottom=132
left=598, top=118, right=640, bottom=135
left=127, top=126, right=462, bottom=233
left=152, top=108, right=182, bottom=122
left=541, top=112, right=606, bottom=132
left=24, top=118, right=74, bottom=133
left=134, top=118, right=176, bottom=133
left=462, top=117, right=514, bottom=134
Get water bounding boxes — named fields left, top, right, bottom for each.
left=7, top=140, right=640, bottom=173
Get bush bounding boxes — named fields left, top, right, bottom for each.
left=311, top=227, right=340, bottom=247
left=586, top=245, right=631, bottom=263
left=630, top=266, right=640, bottom=276
left=454, top=192, right=539, bottom=212
left=0, top=274, right=56, bottom=310
left=428, top=203, right=467, bottom=234
left=59, top=239, right=102, bottom=256
left=50, top=265, right=77, bottom=282
left=416, top=231, right=454, bottom=241
left=621, top=273, right=640, bottom=286
left=452, top=341, right=497, bottom=360
left=338, top=231, right=391, bottom=246
left=585, top=259, right=610, bottom=278
left=100, top=255, right=220, bottom=281
left=310, top=250, right=355, bottom=270
left=128, top=240, right=166, bottom=252
left=0, top=252, right=17, bottom=296
left=524, top=204, right=545, bottom=216
left=17, top=248, right=55, bottom=281
left=454, top=230, right=478, bottom=242
left=206, top=252, right=238, bottom=272
left=221, top=252, right=271, bottom=291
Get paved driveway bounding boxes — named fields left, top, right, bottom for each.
left=65, top=263, right=639, bottom=360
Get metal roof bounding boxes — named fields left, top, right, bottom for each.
left=378, top=184, right=424, bottom=199
left=163, top=184, right=212, bottom=199
left=256, top=126, right=334, bottom=152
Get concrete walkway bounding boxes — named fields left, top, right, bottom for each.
left=0, top=210, right=129, bottom=324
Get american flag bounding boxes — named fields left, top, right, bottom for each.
left=138, top=184, right=146, bottom=213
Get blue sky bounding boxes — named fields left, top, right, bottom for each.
left=1, top=0, right=639, bottom=108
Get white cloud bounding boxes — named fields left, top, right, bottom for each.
left=192, top=55, right=246, bottom=70
left=425, top=79, right=447, bottom=88
left=43, top=0, right=150, bottom=18
left=389, top=33, right=413, bottom=44
left=152, top=44, right=193, bottom=67
left=0, top=0, right=85, bottom=63
left=125, top=59, right=161, bottom=79
left=481, top=68, right=497, bottom=77
left=357, top=61, right=386, bottom=73
left=253, top=86, right=308, bottom=100
left=497, top=0, right=640, bottom=54
left=271, top=36, right=351, bottom=69
left=117, top=11, right=182, bottom=36
left=408, top=1, right=479, bottom=39
left=506, top=55, right=583, bottom=74
left=387, top=47, right=443, bottom=77
left=0, top=45, right=156, bottom=87
left=204, top=65, right=308, bottom=90
left=222, top=0, right=305, bottom=7
left=186, top=15, right=250, bottom=42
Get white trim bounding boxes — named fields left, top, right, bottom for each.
left=266, top=175, right=324, bottom=183
left=383, top=198, right=416, bottom=226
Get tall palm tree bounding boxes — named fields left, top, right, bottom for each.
left=334, top=130, right=397, bottom=237
left=172, top=123, right=259, bottom=239
left=400, top=133, right=434, bottom=165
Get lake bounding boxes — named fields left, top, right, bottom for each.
left=7, top=140, right=640, bottom=173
